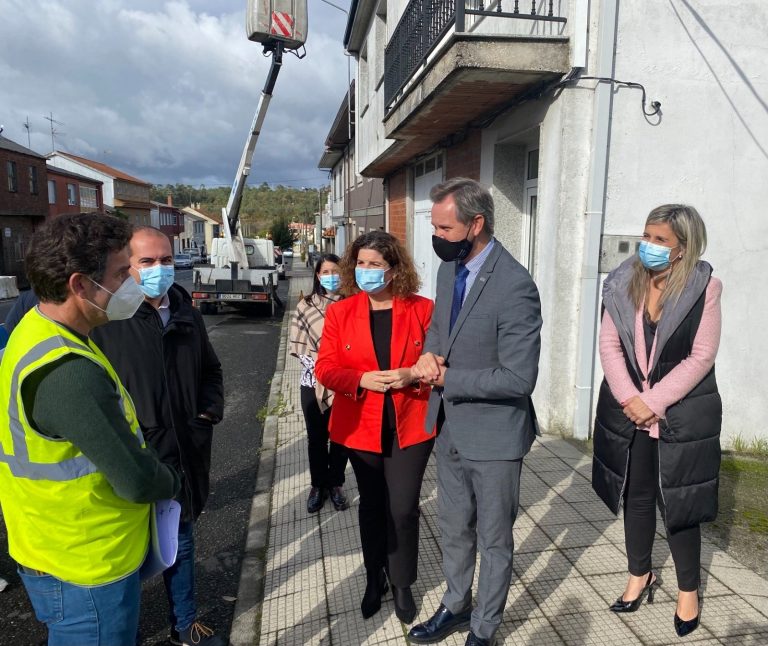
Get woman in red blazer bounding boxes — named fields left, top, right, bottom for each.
left=315, top=231, right=434, bottom=625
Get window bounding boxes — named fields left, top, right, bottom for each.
left=66, top=183, right=77, bottom=206
left=48, top=179, right=56, bottom=205
left=28, top=166, right=38, bottom=194
left=7, top=161, right=18, bottom=192
left=80, top=185, right=98, bottom=209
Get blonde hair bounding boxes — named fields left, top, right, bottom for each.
left=629, top=204, right=708, bottom=310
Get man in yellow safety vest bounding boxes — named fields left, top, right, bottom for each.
left=0, top=213, right=180, bottom=645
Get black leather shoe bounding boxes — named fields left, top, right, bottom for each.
left=465, top=632, right=495, bottom=646
left=674, top=598, right=701, bottom=638
left=361, top=568, right=388, bottom=619
left=306, top=487, right=326, bottom=513
left=329, top=486, right=348, bottom=511
left=609, top=572, right=658, bottom=612
left=392, top=585, right=417, bottom=623
left=408, top=604, right=472, bottom=644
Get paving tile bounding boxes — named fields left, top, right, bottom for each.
left=743, top=593, right=768, bottom=617
left=550, top=608, right=639, bottom=644
left=540, top=522, right=612, bottom=550
left=537, top=440, right=587, bottom=460
left=527, top=574, right=605, bottom=617
left=708, top=565, right=768, bottom=596
left=514, top=523, right=558, bottom=554
left=616, top=599, right=718, bottom=644
left=263, top=560, right=325, bottom=600
left=531, top=468, right=583, bottom=490
left=551, top=482, right=602, bottom=504
left=722, top=634, right=768, bottom=645
left=270, top=516, right=318, bottom=547
left=497, top=615, right=564, bottom=644
left=499, top=581, right=545, bottom=621
left=324, top=553, right=366, bottom=585
left=261, top=621, right=331, bottom=645
left=260, top=590, right=327, bottom=633
left=267, top=532, right=323, bottom=569
left=655, top=565, right=734, bottom=598
left=561, top=544, right=627, bottom=576
left=320, top=524, right=362, bottom=557
left=569, top=500, right=620, bottom=522
left=514, top=549, right=577, bottom=583
left=588, top=518, right=627, bottom=544
left=699, top=594, right=768, bottom=639
left=329, top=607, right=406, bottom=644
left=523, top=501, right=587, bottom=526
left=523, top=456, right=575, bottom=473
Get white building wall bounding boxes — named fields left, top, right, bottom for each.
left=597, top=0, right=768, bottom=443
left=46, top=155, right=114, bottom=206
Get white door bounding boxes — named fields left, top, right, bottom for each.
left=413, top=154, right=444, bottom=299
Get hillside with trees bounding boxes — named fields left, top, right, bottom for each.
left=151, top=183, right=329, bottom=238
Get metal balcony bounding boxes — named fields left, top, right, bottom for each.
left=384, top=0, right=567, bottom=110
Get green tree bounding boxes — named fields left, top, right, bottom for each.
left=270, top=218, right=294, bottom=250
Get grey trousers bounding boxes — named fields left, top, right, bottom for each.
left=436, top=423, right=523, bottom=641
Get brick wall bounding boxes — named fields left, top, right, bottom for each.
left=0, top=149, right=49, bottom=217
left=387, top=169, right=407, bottom=242
left=445, top=130, right=482, bottom=180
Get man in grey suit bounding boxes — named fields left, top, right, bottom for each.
left=409, top=178, right=542, bottom=646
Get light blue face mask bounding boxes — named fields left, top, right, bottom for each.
left=136, top=264, right=175, bottom=298
left=638, top=241, right=678, bottom=271
left=319, top=274, right=340, bottom=292
left=355, top=267, right=390, bottom=294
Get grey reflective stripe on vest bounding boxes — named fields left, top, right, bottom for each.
left=0, top=337, right=100, bottom=480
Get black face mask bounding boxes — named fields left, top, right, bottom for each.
left=432, top=225, right=474, bottom=262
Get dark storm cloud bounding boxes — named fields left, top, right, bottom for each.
left=0, top=0, right=351, bottom=187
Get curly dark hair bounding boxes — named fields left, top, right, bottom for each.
left=305, top=253, right=341, bottom=303
left=339, top=230, right=421, bottom=297
left=26, top=213, right=133, bottom=303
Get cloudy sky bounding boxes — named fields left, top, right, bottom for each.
left=0, top=0, right=351, bottom=188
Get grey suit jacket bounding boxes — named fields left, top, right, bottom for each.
left=424, top=241, right=542, bottom=460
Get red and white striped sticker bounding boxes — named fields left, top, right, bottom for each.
left=270, top=11, right=294, bottom=38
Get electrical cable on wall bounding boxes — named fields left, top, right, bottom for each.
left=556, top=74, right=662, bottom=117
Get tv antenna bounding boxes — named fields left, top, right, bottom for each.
left=23, top=116, right=32, bottom=148
left=43, top=112, right=65, bottom=152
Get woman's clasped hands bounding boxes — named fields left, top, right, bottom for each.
left=359, top=367, right=414, bottom=392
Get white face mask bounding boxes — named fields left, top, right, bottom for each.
left=87, top=276, right=145, bottom=321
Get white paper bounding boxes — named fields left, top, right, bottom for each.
left=139, top=499, right=181, bottom=580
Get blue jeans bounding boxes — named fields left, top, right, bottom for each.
left=162, top=520, right=196, bottom=632
left=19, top=568, right=140, bottom=646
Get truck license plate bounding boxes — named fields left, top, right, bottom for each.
left=219, top=293, right=244, bottom=300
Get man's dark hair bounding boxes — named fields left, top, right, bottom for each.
left=26, top=213, right=133, bottom=303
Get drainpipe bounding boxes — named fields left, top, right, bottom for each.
left=572, top=0, right=619, bottom=439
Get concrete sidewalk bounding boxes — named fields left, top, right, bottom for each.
left=246, top=266, right=768, bottom=645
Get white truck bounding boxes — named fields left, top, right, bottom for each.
left=191, top=0, right=306, bottom=316
left=192, top=237, right=281, bottom=315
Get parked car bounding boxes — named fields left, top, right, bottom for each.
left=174, top=253, right=194, bottom=269
left=282, top=247, right=294, bottom=258
left=275, top=252, right=286, bottom=280
left=183, top=248, right=203, bottom=264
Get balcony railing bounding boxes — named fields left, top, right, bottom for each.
left=383, top=0, right=567, bottom=110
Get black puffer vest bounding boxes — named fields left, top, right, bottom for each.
left=592, top=258, right=721, bottom=533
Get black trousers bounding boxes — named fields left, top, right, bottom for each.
left=347, top=427, right=434, bottom=588
left=624, top=429, right=701, bottom=591
left=300, top=386, right=348, bottom=489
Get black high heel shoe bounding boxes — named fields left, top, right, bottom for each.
left=674, top=595, right=701, bottom=637
left=609, top=572, right=658, bottom=612
left=360, top=567, right=389, bottom=619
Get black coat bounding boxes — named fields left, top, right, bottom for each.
left=592, top=259, right=721, bottom=533
left=92, top=284, right=224, bottom=521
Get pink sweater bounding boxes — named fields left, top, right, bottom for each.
left=599, top=277, right=722, bottom=438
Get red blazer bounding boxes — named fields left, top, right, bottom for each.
left=315, top=291, right=435, bottom=453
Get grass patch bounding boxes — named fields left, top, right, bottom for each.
left=729, top=434, right=768, bottom=457
left=256, top=393, right=288, bottom=423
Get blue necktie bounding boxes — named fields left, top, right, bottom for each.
left=450, top=264, right=470, bottom=332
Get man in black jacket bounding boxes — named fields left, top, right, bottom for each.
left=92, top=226, right=224, bottom=646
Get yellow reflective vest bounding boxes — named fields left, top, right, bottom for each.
left=0, top=308, right=149, bottom=585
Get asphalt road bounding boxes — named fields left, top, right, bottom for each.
left=0, top=267, right=290, bottom=645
